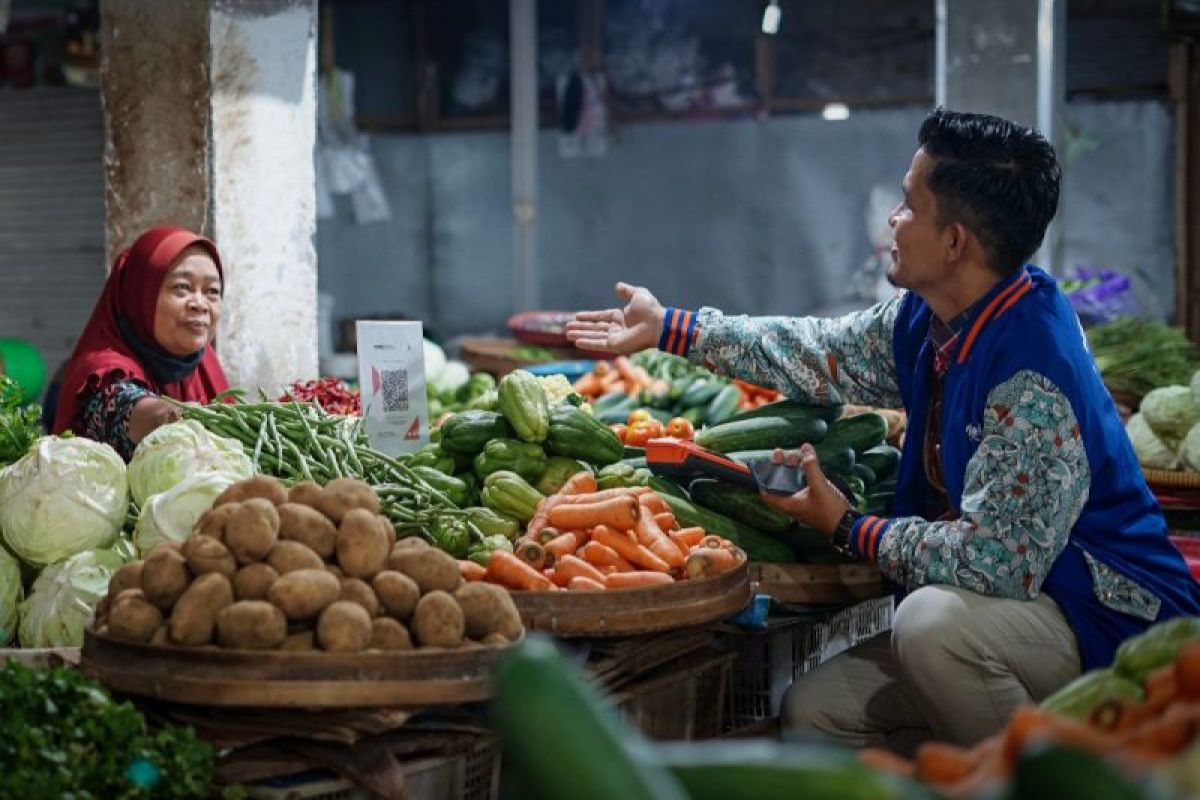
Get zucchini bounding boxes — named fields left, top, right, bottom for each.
left=651, top=741, right=934, bottom=800
left=694, top=415, right=828, bottom=454
left=858, top=444, right=902, bottom=480
left=688, top=478, right=792, bottom=533
left=494, top=638, right=688, bottom=800
left=824, top=412, right=890, bottom=454
left=724, top=398, right=844, bottom=425
left=661, top=494, right=794, bottom=563
left=705, top=384, right=743, bottom=425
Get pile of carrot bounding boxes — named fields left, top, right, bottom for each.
left=860, top=640, right=1200, bottom=797
left=572, top=356, right=667, bottom=399
left=458, top=471, right=745, bottom=592
left=731, top=379, right=781, bottom=411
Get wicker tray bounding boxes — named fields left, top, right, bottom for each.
left=511, top=561, right=752, bottom=638
left=80, top=626, right=513, bottom=708
left=1143, top=468, right=1200, bottom=490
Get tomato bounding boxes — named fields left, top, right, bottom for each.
left=624, top=421, right=658, bottom=447
left=642, top=419, right=665, bottom=439
left=627, top=409, right=653, bottom=426
left=610, top=423, right=629, bottom=442
left=665, top=417, right=695, bottom=440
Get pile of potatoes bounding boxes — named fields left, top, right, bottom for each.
left=95, top=476, right=522, bottom=652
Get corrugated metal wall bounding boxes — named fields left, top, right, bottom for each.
left=0, top=87, right=106, bottom=384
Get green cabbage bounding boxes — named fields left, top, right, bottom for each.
left=18, top=547, right=125, bottom=647
left=1181, top=422, right=1200, bottom=472
left=127, top=419, right=254, bottom=506
left=0, top=546, right=21, bottom=646
left=133, top=471, right=242, bottom=556
left=1127, top=412, right=1180, bottom=470
left=1141, top=385, right=1200, bottom=444
left=0, top=436, right=128, bottom=566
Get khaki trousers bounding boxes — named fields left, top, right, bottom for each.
left=782, top=584, right=1081, bottom=755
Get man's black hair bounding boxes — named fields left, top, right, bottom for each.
left=917, top=107, right=1062, bottom=276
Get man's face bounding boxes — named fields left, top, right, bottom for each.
left=886, top=148, right=950, bottom=293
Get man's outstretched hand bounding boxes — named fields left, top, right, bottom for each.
left=565, top=282, right=665, bottom=355
left=760, top=444, right=851, bottom=536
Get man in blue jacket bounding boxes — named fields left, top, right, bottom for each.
left=567, top=107, right=1200, bottom=753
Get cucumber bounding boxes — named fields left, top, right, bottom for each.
left=724, top=398, right=844, bottom=425
left=680, top=406, right=706, bottom=426
left=858, top=444, right=902, bottom=480
left=680, top=378, right=724, bottom=408
left=646, top=475, right=689, bottom=500
left=873, top=478, right=897, bottom=494
left=593, top=390, right=629, bottom=413
left=824, top=412, right=890, bottom=454
left=596, top=400, right=638, bottom=424
left=1012, top=745, right=1144, bottom=800
left=813, top=443, right=856, bottom=476
left=688, top=478, right=793, bottom=533
left=863, top=491, right=895, bottom=516
left=705, top=384, right=743, bottom=425
left=494, top=638, right=688, bottom=800
left=694, top=415, right=827, bottom=454
left=650, top=741, right=934, bottom=800
left=850, top=462, right=876, bottom=487
left=661, top=494, right=794, bottom=562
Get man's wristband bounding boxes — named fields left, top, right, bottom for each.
left=830, top=509, right=864, bottom=557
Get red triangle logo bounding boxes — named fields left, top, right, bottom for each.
left=404, top=417, right=421, bottom=440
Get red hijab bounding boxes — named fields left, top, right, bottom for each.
left=53, top=226, right=229, bottom=434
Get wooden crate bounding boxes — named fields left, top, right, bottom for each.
left=612, top=650, right=734, bottom=741
left=750, top=561, right=887, bottom=605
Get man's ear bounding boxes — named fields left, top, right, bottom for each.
left=943, top=221, right=971, bottom=262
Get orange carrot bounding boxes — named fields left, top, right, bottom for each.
left=526, top=495, right=570, bottom=542
left=548, top=496, right=640, bottom=531
left=614, top=356, right=651, bottom=391
left=514, top=539, right=548, bottom=571
left=580, top=541, right=620, bottom=568
left=553, top=486, right=651, bottom=504
left=573, top=373, right=602, bottom=396
left=592, top=525, right=670, bottom=573
left=653, top=512, right=678, bottom=531
left=606, top=571, right=675, bottom=589
left=634, top=505, right=685, bottom=569
left=536, top=526, right=564, bottom=545
left=638, top=492, right=669, bottom=515
left=567, top=575, right=607, bottom=591
left=858, top=749, right=915, bottom=779
left=1177, top=642, right=1200, bottom=699
left=559, top=471, right=598, bottom=495
left=686, top=547, right=741, bottom=578
left=458, top=560, right=487, bottom=581
left=555, top=554, right=608, bottom=586
left=671, top=527, right=706, bottom=550
left=545, top=531, right=582, bottom=560
left=486, top=550, right=554, bottom=591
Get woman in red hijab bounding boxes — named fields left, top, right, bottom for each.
left=53, top=226, right=229, bottom=459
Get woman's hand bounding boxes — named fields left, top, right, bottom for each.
left=128, top=397, right=183, bottom=446
left=565, top=282, right=666, bottom=355
left=759, top=444, right=850, bottom=536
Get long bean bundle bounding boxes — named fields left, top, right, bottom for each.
left=171, top=398, right=461, bottom=533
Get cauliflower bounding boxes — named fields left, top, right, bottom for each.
left=1127, top=412, right=1180, bottom=470
left=537, top=374, right=579, bottom=406
left=1141, top=385, right=1200, bottom=444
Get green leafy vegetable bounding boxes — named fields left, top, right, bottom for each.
left=0, top=660, right=215, bottom=799
left=0, top=375, right=41, bottom=467
left=1088, top=319, right=1200, bottom=401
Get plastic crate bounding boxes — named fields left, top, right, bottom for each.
left=724, top=596, right=894, bottom=731
left=612, top=650, right=734, bottom=740
left=244, top=738, right=500, bottom=800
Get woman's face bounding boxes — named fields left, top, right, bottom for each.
left=153, top=246, right=223, bottom=357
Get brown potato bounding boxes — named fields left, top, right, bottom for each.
left=108, top=561, right=144, bottom=597
left=316, top=601, right=372, bottom=652
left=371, top=571, right=420, bottom=619
left=315, top=477, right=379, bottom=524
left=454, top=582, right=522, bottom=640
left=388, top=548, right=461, bottom=594
left=339, top=578, right=380, bottom=616
left=216, top=601, right=287, bottom=650
left=267, top=568, right=340, bottom=620
left=192, top=503, right=239, bottom=543
left=336, top=508, right=389, bottom=579
left=266, top=541, right=325, bottom=574
left=214, top=475, right=288, bottom=507
left=233, top=563, right=279, bottom=601
left=108, top=590, right=163, bottom=643
left=150, top=625, right=170, bottom=646
left=277, top=502, right=337, bottom=558
left=288, top=480, right=324, bottom=508
left=141, top=547, right=191, bottom=610
left=368, top=617, right=412, bottom=650
left=459, top=638, right=483, bottom=650
left=280, top=630, right=315, bottom=651
left=181, top=535, right=237, bottom=577
left=481, top=632, right=512, bottom=646
left=326, top=564, right=344, bottom=579
left=377, top=515, right=395, bottom=541
left=390, top=537, right=429, bottom=557
left=168, top=573, right=234, bottom=646
left=152, top=540, right=183, bottom=555
left=411, top=591, right=464, bottom=648
left=225, top=498, right=280, bottom=564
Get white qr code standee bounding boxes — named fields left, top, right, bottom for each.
left=355, top=320, right=430, bottom=456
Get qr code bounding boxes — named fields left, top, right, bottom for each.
left=381, top=368, right=409, bottom=413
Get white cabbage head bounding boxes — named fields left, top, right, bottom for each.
left=127, top=419, right=254, bottom=506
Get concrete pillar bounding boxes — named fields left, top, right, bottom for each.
left=100, top=0, right=318, bottom=394
left=936, top=0, right=1066, bottom=272
left=510, top=0, right=538, bottom=312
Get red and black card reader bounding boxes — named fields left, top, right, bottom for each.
left=644, top=437, right=810, bottom=496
